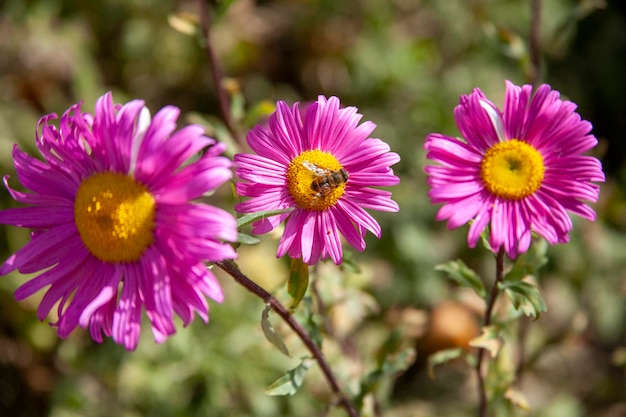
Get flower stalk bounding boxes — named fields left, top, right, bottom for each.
left=216, top=261, right=360, bottom=417
left=197, top=0, right=243, bottom=148
left=529, top=0, right=543, bottom=88
left=476, top=247, right=506, bottom=417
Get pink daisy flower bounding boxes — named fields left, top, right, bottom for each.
left=0, top=92, right=237, bottom=350
left=234, top=96, right=400, bottom=265
left=424, top=81, right=605, bottom=259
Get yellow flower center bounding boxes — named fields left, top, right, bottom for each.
left=480, top=139, right=545, bottom=200
left=287, top=150, right=348, bottom=211
left=74, top=172, right=156, bottom=263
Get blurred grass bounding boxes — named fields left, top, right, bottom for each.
left=1, top=0, right=625, bottom=416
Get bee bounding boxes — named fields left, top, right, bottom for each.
left=302, top=161, right=349, bottom=199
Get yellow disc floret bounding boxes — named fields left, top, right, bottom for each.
left=480, top=139, right=545, bottom=200
left=74, top=172, right=156, bottom=263
left=287, top=150, right=347, bottom=211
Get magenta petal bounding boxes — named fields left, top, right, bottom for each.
left=335, top=212, right=366, bottom=252
left=277, top=210, right=306, bottom=259
left=0, top=225, right=78, bottom=275
left=317, top=210, right=341, bottom=265
left=79, top=282, right=118, bottom=328
left=467, top=202, right=493, bottom=248
left=300, top=211, right=317, bottom=264
left=112, top=264, right=142, bottom=350
left=336, top=199, right=382, bottom=238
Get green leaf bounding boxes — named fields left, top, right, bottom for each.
left=479, top=225, right=492, bottom=252
left=264, top=358, right=314, bottom=396
left=261, top=305, right=290, bottom=357
left=301, top=297, right=323, bottom=348
left=374, top=330, right=403, bottom=368
left=288, top=258, right=309, bottom=311
left=469, top=325, right=503, bottom=358
left=235, top=232, right=261, bottom=245
left=427, top=347, right=463, bottom=378
left=499, top=280, right=547, bottom=319
left=504, top=386, right=531, bottom=412
left=215, top=0, right=239, bottom=17
left=435, top=260, right=487, bottom=299
left=243, top=100, right=276, bottom=127
left=236, top=208, right=294, bottom=230
left=167, top=12, right=198, bottom=36
left=223, top=78, right=246, bottom=122
left=356, top=347, right=416, bottom=406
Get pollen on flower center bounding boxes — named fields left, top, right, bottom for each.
left=287, top=150, right=348, bottom=211
left=480, top=139, right=545, bottom=200
left=74, top=172, right=156, bottom=263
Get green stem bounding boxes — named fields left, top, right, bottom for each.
left=216, top=261, right=360, bottom=417
left=528, top=0, right=542, bottom=88
left=197, top=0, right=243, bottom=148
left=517, top=0, right=542, bottom=381
left=476, top=248, right=505, bottom=417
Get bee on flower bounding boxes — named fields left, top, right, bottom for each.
left=234, top=96, right=400, bottom=265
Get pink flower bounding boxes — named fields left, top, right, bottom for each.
left=425, top=81, right=605, bottom=259
left=0, top=92, right=237, bottom=350
left=234, top=96, right=400, bottom=265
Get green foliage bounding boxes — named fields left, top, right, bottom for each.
left=435, top=259, right=487, bottom=299
left=356, top=347, right=415, bottom=408
left=499, top=280, right=547, bottom=319
left=261, top=305, right=290, bottom=358
left=469, top=325, right=503, bottom=359
left=427, top=347, right=464, bottom=378
left=299, top=297, right=324, bottom=350
left=264, top=358, right=315, bottom=397
left=0, top=0, right=624, bottom=417
left=287, top=258, right=309, bottom=311
left=500, top=239, right=549, bottom=319
left=236, top=208, right=294, bottom=230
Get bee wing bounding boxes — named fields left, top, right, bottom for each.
left=302, top=160, right=329, bottom=176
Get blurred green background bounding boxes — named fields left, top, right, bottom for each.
left=1, top=0, right=625, bottom=416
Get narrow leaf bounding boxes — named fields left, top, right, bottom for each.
left=382, top=347, right=416, bottom=375
left=301, top=297, right=323, bottom=348
left=479, top=225, right=492, bottom=252
left=427, top=347, right=463, bottom=378
left=224, top=78, right=245, bottom=123
left=500, top=280, right=547, bottom=319
left=357, top=347, right=416, bottom=406
left=236, top=208, right=294, bottom=230
left=265, top=358, right=314, bottom=396
left=288, top=258, right=309, bottom=310
left=215, top=0, right=238, bottom=16
left=261, top=305, right=290, bottom=357
left=167, top=12, right=198, bottom=36
left=243, top=100, right=276, bottom=127
left=435, top=260, right=487, bottom=298
left=235, top=232, right=261, bottom=245
left=504, top=386, right=531, bottom=411
left=469, top=325, right=503, bottom=358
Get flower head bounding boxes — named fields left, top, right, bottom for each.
left=424, top=81, right=605, bottom=259
left=234, top=96, right=400, bottom=265
left=0, top=92, right=237, bottom=350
